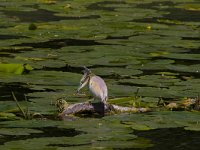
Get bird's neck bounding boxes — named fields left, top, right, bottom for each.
left=87, top=73, right=95, bottom=84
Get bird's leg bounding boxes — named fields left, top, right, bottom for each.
left=86, top=96, right=95, bottom=104
left=87, top=100, right=92, bottom=104
left=85, top=97, right=96, bottom=104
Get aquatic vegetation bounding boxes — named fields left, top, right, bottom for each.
left=0, top=63, right=33, bottom=74
left=0, top=0, right=200, bottom=149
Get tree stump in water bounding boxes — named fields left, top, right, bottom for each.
left=56, top=98, right=150, bottom=119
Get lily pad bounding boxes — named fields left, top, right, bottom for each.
left=0, top=128, right=42, bottom=136
left=0, top=112, right=19, bottom=121
left=0, top=63, right=33, bottom=74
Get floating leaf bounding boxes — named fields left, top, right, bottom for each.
left=0, top=128, right=42, bottom=136
left=124, top=122, right=152, bottom=131
left=0, top=63, right=33, bottom=74
left=0, top=112, right=19, bottom=121
left=184, top=124, right=200, bottom=131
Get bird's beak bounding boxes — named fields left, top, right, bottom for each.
left=77, top=67, right=90, bottom=94
left=76, top=80, right=87, bottom=94
left=76, top=85, right=82, bottom=94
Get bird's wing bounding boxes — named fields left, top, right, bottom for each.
left=89, top=76, right=108, bottom=101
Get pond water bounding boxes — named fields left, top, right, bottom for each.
left=134, top=127, right=200, bottom=150
left=0, top=0, right=200, bottom=149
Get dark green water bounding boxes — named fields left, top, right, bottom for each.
left=134, top=128, right=200, bottom=150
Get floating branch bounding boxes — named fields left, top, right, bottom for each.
left=56, top=98, right=150, bottom=119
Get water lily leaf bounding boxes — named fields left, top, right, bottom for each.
left=164, top=53, right=200, bottom=61
left=0, top=112, right=16, bottom=118
left=0, top=128, right=42, bottom=136
left=0, top=63, right=33, bottom=74
left=119, top=75, right=180, bottom=88
left=91, top=67, right=142, bottom=77
left=184, top=124, right=200, bottom=131
left=105, top=111, right=200, bottom=130
left=0, top=120, right=64, bottom=128
left=0, top=135, right=152, bottom=150
left=109, top=97, right=134, bottom=105
left=176, top=3, right=200, bottom=11
left=167, top=64, right=200, bottom=73
left=123, top=121, right=152, bottom=131
left=108, top=84, right=137, bottom=97
left=89, top=56, right=140, bottom=66
left=92, top=138, right=153, bottom=149
left=15, top=56, right=46, bottom=61
left=157, top=19, right=183, bottom=25
left=0, top=118, right=152, bottom=149
left=0, top=112, right=19, bottom=121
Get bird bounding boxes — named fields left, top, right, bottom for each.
left=77, top=66, right=108, bottom=104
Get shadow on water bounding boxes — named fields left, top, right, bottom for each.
left=42, top=64, right=83, bottom=74
left=136, top=1, right=175, bottom=9
left=182, top=37, right=200, bottom=41
left=48, top=143, right=91, bottom=148
left=0, top=47, right=33, bottom=58
left=14, top=38, right=110, bottom=49
left=0, top=127, right=83, bottom=145
left=0, top=35, right=28, bottom=40
left=134, top=1, right=200, bottom=23
left=105, top=34, right=139, bottom=40
left=141, top=69, right=200, bottom=80
left=0, top=82, right=55, bottom=101
left=0, top=53, right=14, bottom=58
left=131, top=128, right=200, bottom=150
left=0, top=47, right=33, bottom=54
left=136, top=8, right=200, bottom=23
left=87, top=1, right=127, bottom=11
left=138, top=57, right=200, bottom=79
left=0, top=25, right=13, bottom=28
left=149, top=56, right=200, bottom=66
left=1, top=9, right=100, bottom=23
left=186, top=47, right=200, bottom=54
left=42, top=64, right=128, bottom=78
left=173, top=46, right=200, bottom=54
left=162, top=8, right=200, bottom=22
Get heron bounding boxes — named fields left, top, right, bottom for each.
left=77, top=66, right=108, bottom=104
